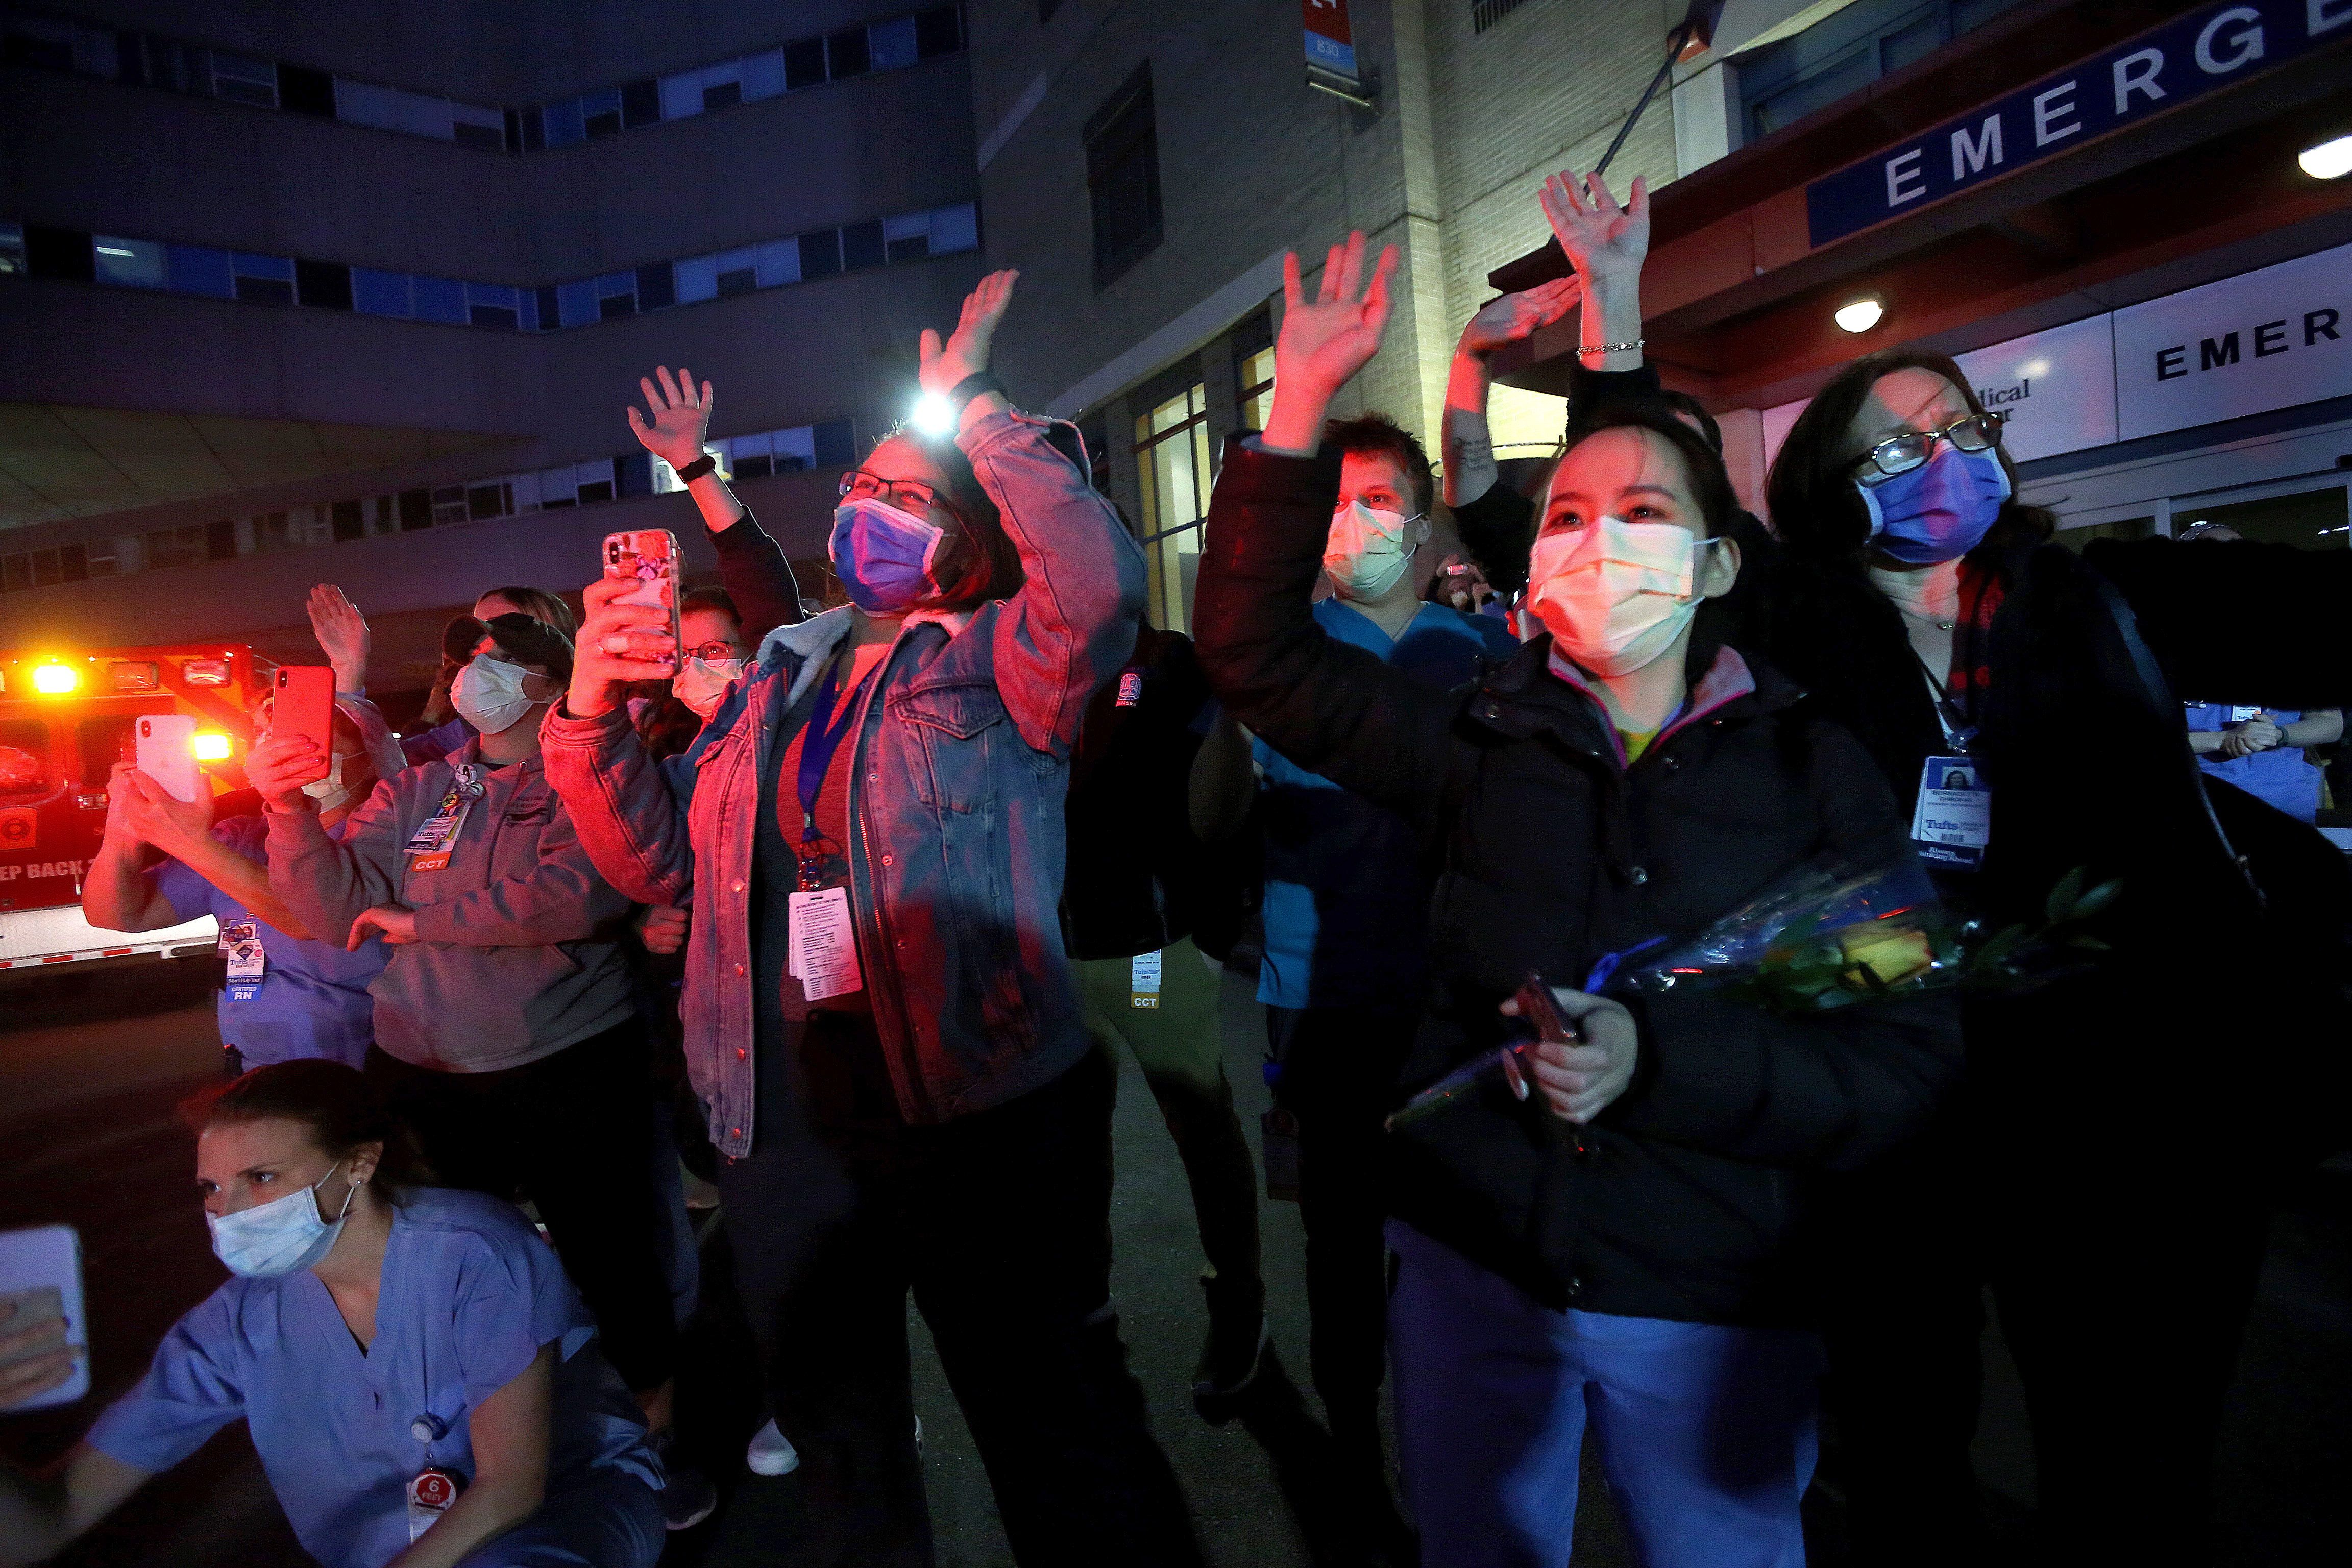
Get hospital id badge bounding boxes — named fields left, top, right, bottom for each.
left=1130, top=949, right=1163, bottom=1009
left=788, top=886, right=863, bottom=1003
left=1912, top=755, right=1990, bottom=870
left=406, top=1466, right=463, bottom=1542
left=221, top=921, right=265, bottom=1001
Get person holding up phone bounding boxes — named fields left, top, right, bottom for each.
left=1191, top=225, right=1959, bottom=1567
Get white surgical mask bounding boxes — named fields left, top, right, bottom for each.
left=451, top=655, right=538, bottom=735
left=1526, top=516, right=1722, bottom=678
left=206, top=1159, right=358, bottom=1278
left=298, top=749, right=369, bottom=813
left=1324, top=499, right=1426, bottom=602
left=673, top=657, right=746, bottom=720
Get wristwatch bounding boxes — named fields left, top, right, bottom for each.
left=673, top=453, right=717, bottom=482
left=946, top=371, right=1008, bottom=415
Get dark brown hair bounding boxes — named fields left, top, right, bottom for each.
left=1323, top=412, right=1434, bottom=518
left=1764, top=349, right=2054, bottom=562
left=870, top=427, right=1024, bottom=609
left=478, top=585, right=578, bottom=640
left=680, top=584, right=741, bottom=626
left=181, top=1060, right=435, bottom=1198
left=1546, top=401, right=1740, bottom=541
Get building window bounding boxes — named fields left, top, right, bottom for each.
left=1738, top=0, right=2031, bottom=142
left=1237, top=344, right=1276, bottom=433
left=1471, top=0, right=1533, bottom=34
left=1085, top=65, right=1162, bottom=287
left=1134, top=379, right=1211, bottom=630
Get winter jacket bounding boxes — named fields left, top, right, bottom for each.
left=266, top=742, right=637, bottom=1073
left=542, top=408, right=1145, bottom=1156
left=1194, top=435, right=1961, bottom=1327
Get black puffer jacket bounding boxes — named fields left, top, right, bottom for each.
left=1195, top=437, right=1962, bottom=1327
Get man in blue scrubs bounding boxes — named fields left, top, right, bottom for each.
left=2177, top=524, right=2343, bottom=823
left=1252, top=413, right=1518, bottom=1530
left=83, top=696, right=402, bottom=1072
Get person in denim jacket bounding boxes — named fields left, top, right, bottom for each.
left=541, top=273, right=1199, bottom=1567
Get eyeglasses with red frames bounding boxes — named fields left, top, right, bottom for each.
left=839, top=469, right=943, bottom=513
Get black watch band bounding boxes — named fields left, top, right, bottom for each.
left=947, top=372, right=1008, bottom=414
left=674, top=453, right=717, bottom=482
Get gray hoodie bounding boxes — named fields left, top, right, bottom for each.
left=267, top=739, right=635, bottom=1072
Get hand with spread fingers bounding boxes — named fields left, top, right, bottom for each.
left=1261, top=231, right=1401, bottom=455
left=1458, top=276, right=1582, bottom=359
left=307, top=585, right=371, bottom=694
left=1539, top=167, right=1651, bottom=287
left=627, top=367, right=715, bottom=475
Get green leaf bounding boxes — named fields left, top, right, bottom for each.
left=2070, top=878, right=2124, bottom=921
left=2045, top=866, right=2087, bottom=924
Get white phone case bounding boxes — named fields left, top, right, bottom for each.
left=0, top=1224, right=89, bottom=1410
left=135, top=714, right=203, bottom=804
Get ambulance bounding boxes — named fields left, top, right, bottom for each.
left=0, top=642, right=263, bottom=973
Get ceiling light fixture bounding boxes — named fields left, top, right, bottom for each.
left=1834, top=296, right=1884, bottom=334
left=2298, top=132, right=2352, bottom=180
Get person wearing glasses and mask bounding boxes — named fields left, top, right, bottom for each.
left=1743, top=351, right=2352, bottom=1565
left=0, top=1061, right=664, bottom=1568
left=546, top=273, right=1198, bottom=1566
left=240, top=616, right=708, bottom=1534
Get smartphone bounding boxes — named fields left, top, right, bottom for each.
left=271, top=666, right=336, bottom=782
left=134, top=714, right=203, bottom=804
left=604, top=530, right=682, bottom=670
left=0, top=1224, right=89, bottom=1410
left=1499, top=971, right=1581, bottom=1104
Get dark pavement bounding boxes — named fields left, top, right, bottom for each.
left=3, top=955, right=2348, bottom=1565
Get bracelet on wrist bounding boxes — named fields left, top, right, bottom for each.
left=947, top=371, right=1008, bottom=416
left=1575, top=339, right=1645, bottom=358
left=673, top=453, right=717, bottom=483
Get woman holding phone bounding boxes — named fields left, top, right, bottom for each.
left=542, top=272, right=1197, bottom=1566
left=1191, top=229, right=1959, bottom=1566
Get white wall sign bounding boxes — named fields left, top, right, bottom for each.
left=1952, top=313, right=2118, bottom=461
left=2113, top=239, right=2352, bottom=441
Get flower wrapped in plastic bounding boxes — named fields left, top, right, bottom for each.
left=1386, top=853, right=2119, bottom=1131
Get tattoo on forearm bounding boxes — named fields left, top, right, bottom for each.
left=1451, top=436, right=1493, bottom=464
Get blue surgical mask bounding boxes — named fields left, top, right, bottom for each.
left=206, top=1160, right=357, bottom=1278
left=1857, top=444, right=2012, bottom=566
left=830, top=497, right=944, bottom=614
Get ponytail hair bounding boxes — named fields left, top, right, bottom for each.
left=181, top=1060, right=435, bottom=1199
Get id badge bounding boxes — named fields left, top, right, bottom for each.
left=1912, top=754, right=1991, bottom=870
left=2228, top=705, right=2261, bottom=722
left=788, top=886, right=863, bottom=1002
left=1130, top=949, right=1163, bottom=1010
left=222, top=920, right=265, bottom=1001
left=406, top=1467, right=463, bottom=1542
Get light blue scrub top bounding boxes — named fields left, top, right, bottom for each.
left=2185, top=704, right=2323, bottom=823
left=88, top=1189, right=659, bottom=1568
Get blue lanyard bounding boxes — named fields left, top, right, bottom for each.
left=796, top=662, right=863, bottom=842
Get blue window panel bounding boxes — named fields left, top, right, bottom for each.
left=467, top=281, right=521, bottom=329
left=543, top=96, right=585, bottom=146
left=659, top=70, right=702, bottom=120
left=166, top=244, right=235, bottom=298
left=773, top=425, right=818, bottom=473
left=930, top=202, right=979, bottom=254
left=93, top=236, right=166, bottom=288
left=517, top=289, right=538, bottom=332
left=411, top=275, right=467, bottom=324
left=755, top=240, right=799, bottom=288
left=352, top=268, right=412, bottom=316
left=230, top=252, right=293, bottom=282
left=869, top=16, right=919, bottom=70
left=617, top=452, right=653, bottom=497
left=674, top=255, right=718, bottom=303
left=557, top=279, right=598, bottom=327
left=813, top=418, right=856, bottom=468
left=742, top=48, right=786, bottom=101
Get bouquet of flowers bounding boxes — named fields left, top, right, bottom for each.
left=1385, top=854, right=2118, bottom=1130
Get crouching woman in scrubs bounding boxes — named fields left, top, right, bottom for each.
left=0, top=1060, right=663, bottom=1568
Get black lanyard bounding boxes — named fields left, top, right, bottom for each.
left=1911, top=647, right=1977, bottom=754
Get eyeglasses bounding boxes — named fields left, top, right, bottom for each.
left=840, top=469, right=942, bottom=513
left=683, top=641, right=747, bottom=662
left=1852, top=410, right=2006, bottom=485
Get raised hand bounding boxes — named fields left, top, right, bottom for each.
left=308, top=584, right=370, bottom=693
left=1539, top=169, right=1650, bottom=288
left=1459, top=277, right=1581, bottom=359
left=1261, top=232, right=1400, bottom=455
left=920, top=270, right=1020, bottom=398
left=627, top=367, right=714, bottom=473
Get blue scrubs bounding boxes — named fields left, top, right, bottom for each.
left=88, top=1189, right=662, bottom=1568
left=152, top=816, right=387, bottom=1069
left=2185, top=704, right=2324, bottom=823
left=1256, top=598, right=1520, bottom=1009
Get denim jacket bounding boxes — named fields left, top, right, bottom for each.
left=542, top=409, right=1145, bottom=1156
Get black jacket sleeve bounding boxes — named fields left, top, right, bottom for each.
left=1450, top=360, right=1670, bottom=597
left=1602, top=718, right=1964, bottom=1170
left=1193, top=435, right=1464, bottom=834
left=2085, top=535, right=2352, bottom=708
left=708, top=508, right=803, bottom=644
